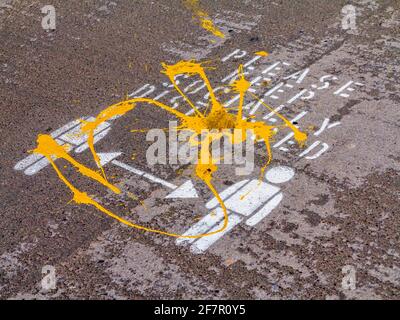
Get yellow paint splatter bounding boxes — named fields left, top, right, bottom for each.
left=255, top=51, right=268, bottom=57
left=184, top=0, right=225, bottom=38
left=307, top=125, right=316, bottom=132
left=32, top=59, right=307, bottom=239
left=260, top=79, right=271, bottom=87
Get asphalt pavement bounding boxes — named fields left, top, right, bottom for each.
left=0, top=0, right=399, bottom=299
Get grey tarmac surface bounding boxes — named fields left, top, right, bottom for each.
left=0, top=0, right=399, bottom=299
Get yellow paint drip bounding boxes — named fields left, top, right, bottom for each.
left=32, top=59, right=307, bottom=239
left=255, top=51, right=269, bottom=57
left=184, top=0, right=225, bottom=38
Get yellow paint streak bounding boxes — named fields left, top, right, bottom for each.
left=184, top=0, right=225, bottom=38
left=32, top=59, right=307, bottom=239
left=255, top=51, right=269, bottom=57
left=33, top=135, right=120, bottom=194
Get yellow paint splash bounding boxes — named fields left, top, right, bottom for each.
left=32, top=59, right=307, bottom=239
left=255, top=51, right=269, bottom=57
left=184, top=0, right=225, bottom=38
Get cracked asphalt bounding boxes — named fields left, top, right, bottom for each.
left=0, top=0, right=399, bottom=299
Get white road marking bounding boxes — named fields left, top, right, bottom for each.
left=14, top=117, right=112, bottom=175
left=190, top=213, right=242, bottom=254
left=111, top=159, right=145, bottom=176
left=96, top=152, right=122, bottom=166
left=273, top=132, right=294, bottom=148
left=23, top=139, right=70, bottom=176
left=222, top=180, right=280, bottom=216
left=180, top=166, right=295, bottom=252
left=261, top=104, right=285, bottom=119
left=205, top=179, right=249, bottom=209
left=74, top=127, right=111, bottom=153
left=24, top=156, right=52, bottom=176
left=49, top=119, right=82, bottom=138
left=298, top=141, right=329, bottom=159
left=165, top=180, right=198, bottom=199
left=246, top=192, right=283, bottom=226
left=265, top=166, right=294, bottom=184
left=60, top=120, right=110, bottom=146
left=14, top=119, right=82, bottom=171
left=14, top=153, right=44, bottom=171
left=111, top=160, right=177, bottom=190
left=176, top=207, right=226, bottom=246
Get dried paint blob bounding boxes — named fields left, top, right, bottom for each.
left=265, top=166, right=295, bottom=184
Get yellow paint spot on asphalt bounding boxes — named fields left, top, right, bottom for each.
left=255, top=51, right=268, bottom=57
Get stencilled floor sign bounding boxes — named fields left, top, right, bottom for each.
left=177, top=166, right=294, bottom=254
left=14, top=48, right=363, bottom=253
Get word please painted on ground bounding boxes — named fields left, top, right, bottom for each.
left=134, top=49, right=362, bottom=107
